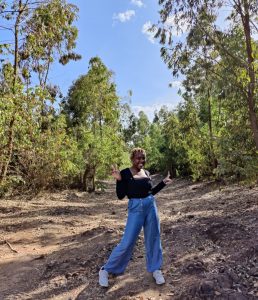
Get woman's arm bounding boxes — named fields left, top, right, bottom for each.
left=151, top=180, right=166, bottom=195
left=151, top=171, right=173, bottom=195
left=111, top=165, right=127, bottom=200
left=116, top=179, right=126, bottom=200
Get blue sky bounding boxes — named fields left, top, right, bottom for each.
left=2, top=1, right=253, bottom=120
left=48, top=0, right=183, bottom=119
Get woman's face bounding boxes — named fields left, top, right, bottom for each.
left=132, top=152, right=146, bottom=170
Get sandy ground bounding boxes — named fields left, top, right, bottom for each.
left=0, top=178, right=257, bottom=300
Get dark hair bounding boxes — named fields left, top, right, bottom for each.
left=130, top=148, right=146, bottom=160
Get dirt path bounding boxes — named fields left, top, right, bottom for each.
left=0, top=179, right=257, bottom=300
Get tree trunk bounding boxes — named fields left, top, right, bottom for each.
left=170, top=163, right=176, bottom=178
left=83, top=164, right=95, bottom=192
left=0, top=0, right=22, bottom=184
left=0, top=118, right=15, bottom=182
left=13, top=8, right=20, bottom=88
left=241, top=0, right=258, bottom=149
left=207, top=89, right=217, bottom=170
left=246, top=96, right=258, bottom=149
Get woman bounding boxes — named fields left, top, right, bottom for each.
left=99, top=147, right=172, bottom=287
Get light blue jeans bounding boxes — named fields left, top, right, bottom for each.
left=103, top=194, right=163, bottom=274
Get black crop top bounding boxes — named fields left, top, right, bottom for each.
left=116, top=168, right=166, bottom=200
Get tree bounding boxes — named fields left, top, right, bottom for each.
left=120, top=103, right=138, bottom=145
left=134, top=111, right=150, bottom=146
left=63, top=57, right=125, bottom=191
left=156, top=0, right=258, bottom=149
left=0, top=0, right=81, bottom=184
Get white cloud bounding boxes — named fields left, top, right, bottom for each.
left=142, top=21, right=158, bottom=43
left=164, top=15, right=188, bottom=37
left=142, top=14, right=189, bottom=44
left=132, top=102, right=176, bottom=121
left=131, top=0, right=144, bottom=8
left=169, top=80, right=182, bottom=88
left=113, top=10, right=135, bottom=23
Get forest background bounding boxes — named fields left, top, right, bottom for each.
left=0, top=0, right=257, bottom=195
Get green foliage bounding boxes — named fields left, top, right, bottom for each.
left=63, top=57, right=127, bottom=189
left=0, top=0, right=82, bottom=193
left=142, top=123, right=166, bottom=173
left=144, top=0, right=258, bottom=182
left=1, top=0, right=257, bottom=195
left=18, top=114, right=80, bottom=189
left=156, top=0, right=258, bottom=150
left=0, top=83, right=79, bottom=192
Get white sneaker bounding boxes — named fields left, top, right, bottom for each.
left=99, top=268, right=109, bottom=287
left=153, top=270, right=165, bottom=285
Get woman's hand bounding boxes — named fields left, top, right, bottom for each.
left=111, top=165, right=122, bottom=181
left=163, top=171, right=173, bottom=185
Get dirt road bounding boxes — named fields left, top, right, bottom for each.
left=0, top=178, right=257, bottom=299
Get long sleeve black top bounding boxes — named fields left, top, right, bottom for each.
left=116, top=168, right=166, bottom=200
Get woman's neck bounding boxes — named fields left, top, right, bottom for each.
left=130, top=166, right=143, bottom=174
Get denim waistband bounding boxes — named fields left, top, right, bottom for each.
left=129, top=194, right=154, bottom=201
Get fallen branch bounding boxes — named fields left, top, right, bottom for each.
left=4, top=240, right=18, bottom=253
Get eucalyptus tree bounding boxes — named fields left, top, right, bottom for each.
left=0, top=0, right=80, bottom=87
left=0, top=0, right=80, bottom=184
left=120, top=109, right=151, bottom=148
left=156, top=0, right=258, bottom=149
left=120, top=103, right=138, bottom=145
left=63, top=57, right=124, bottom=192
left=132, top=110, right=150, bottom=147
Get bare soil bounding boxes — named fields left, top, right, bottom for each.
left=0, top=178, right=257, bottom=300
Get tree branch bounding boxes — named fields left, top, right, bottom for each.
left=0, top=25, right=13, bottom=32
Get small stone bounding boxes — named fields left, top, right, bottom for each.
left=249, top=267, right=258, bottom=277
left=219, top=266, right=225, bottom=273
left=199, top=280, right=215, bottom=295
left=187, top=214, right=195, bottom=219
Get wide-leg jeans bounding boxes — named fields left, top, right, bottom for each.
left=103, top=194, right=163, bottom=274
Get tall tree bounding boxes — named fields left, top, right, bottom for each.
left=120, top=103, right=138, bottom=145
left=156, top=0, right=258, bottom=149
left=63, top=57, right=124, bottom=192
left=0, top=0, right=80, bottom=184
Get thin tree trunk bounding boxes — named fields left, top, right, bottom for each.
left=0, top=0, right=23, bottom=183
left=240, top=0, right=258, bottom=149
left=0, top=118, right=15, bottom=182
left=90, top=166, right=96, bottom=192
left=207, top=90, right=217, bottom=169
left=13, top=1, right=21, bottom=89
left=83, top=164, right=95, bottom=192
left=82, top=167, right=88, bottom=191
